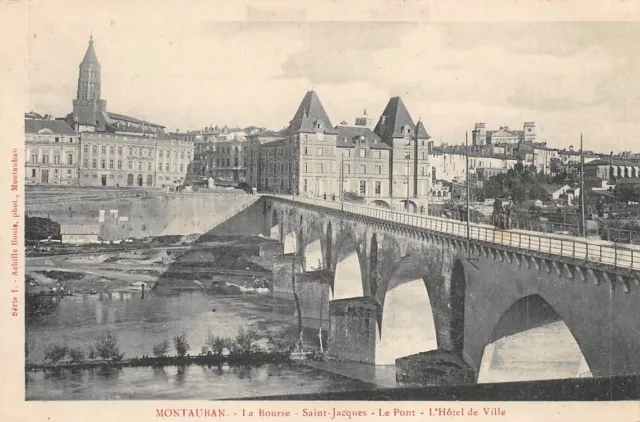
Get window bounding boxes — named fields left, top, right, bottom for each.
left=375, top=165, right=382, bottom=175
left=216, top=159, right=220, bottom=167
left=138, top=162, right=142, bottom=171
left=226, top=158, right=230, bottom=167
left=315, top=163, right=323, bottom=173
left=187, top=152, right=191, bottom=160
left=32, top=169, right=36, bottom=177
left=67, top=169, right=71, bottom=175
left=180, top=151, right=184, bottom=159
left=101, top=159, right=106, bottom=169
left=165, top=163, right=169, bottom=171
left=109, top=160, right=114, bottom=169
left=93, top=174, right=97, bottom=179
left=118, top=147, right=123, bottom=156
left=92, top=159, right=97, bottom=168
left=360, top=180, right=366, bottom=195
left=359, top=149, right=366, bottom=158
left=303, top=179, right=307, bottom=192
left=42, top=156, right=49, bottom=164
left=360, top=165, right=366, bottom=174
left=54, top=169, right=58, bottom=175
left=404, top=152, right=411, bottom=159
left=128, top=148, right=132, bottom=156
left=345, top=164, right=351, bottom=174
left=110, top=146, right=115, bottom=155
left=101, top=146, right=106, bottom=154
left=421, top=166, right=426, bottom=176
left=345, top=150, right=351, bottom=158
left=158, top=163, right=162, bottom=171
left=31, top=155, right=37, bottom=163
left=148, top=162, right=152, bottom=171
left=180, top=164, right=184, bottom=172
left=84, top=146, right=88, bottom=153
left=54, top=155, right=60, bottom=164
left=118, top=160, right=122, bottom=169
left=93, top=145, right=97, bottom=153
left=83, top=159, right=88, bottom=168
left=54, top=137, right=59, bottom=143
left=304, top=163, right=308, bottom=173
left=316, top=147, right=323, bottom=156
left=129, top=162, right=133, bottom=170
left=375, top=181, right=381, bottom=195
left=159, top=150, right=163, bottom=158
left=67, top=154, right=73, bottom=165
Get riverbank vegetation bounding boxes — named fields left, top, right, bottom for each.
left=31, top=328, right=296, bottom=372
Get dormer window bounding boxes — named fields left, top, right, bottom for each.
left=315, top=120, right=324, bottom=130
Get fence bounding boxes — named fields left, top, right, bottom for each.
left=264, top=194, right=640, bottom=270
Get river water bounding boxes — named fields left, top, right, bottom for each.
left=25, top=291, right=376, bottom=400
left=26, top=283, right=592, bottom=400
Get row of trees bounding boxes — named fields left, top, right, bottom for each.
left=475, top=163, right=555, bottom=204
left=40, top=328, right=287, bottom=364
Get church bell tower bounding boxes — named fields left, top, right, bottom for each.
left=72, top=36, right=107, bottom=131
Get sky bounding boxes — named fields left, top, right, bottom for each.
left=24, top=0, right=640, bottom=152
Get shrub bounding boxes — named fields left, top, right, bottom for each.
left=95, top=330, right=124, bottom=361
left=152, top=338, right=170, bottom=357
left=206, top=332, right=231, bottom=356
left=43, top=343, right=68, bottom=363
left=173, top=333, right=190, bottom=357
left=68, top=346, right=85, bottom=363
left=231, top=328, right=259, bottom=355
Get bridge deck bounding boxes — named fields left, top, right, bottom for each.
left=265, top=195, right=640, bottom=271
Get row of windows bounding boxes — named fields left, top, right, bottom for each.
left=81, top=159, right=185, bottom=173
left=82, top=145, right=191, bottom=160
left=30, top=169, right=73, bottom=177
left=30, top=154, right=74, bottom=165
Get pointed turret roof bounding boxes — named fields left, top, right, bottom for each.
left=289, top=91, right=337, bottom=133
left=374, top=96, right=416, bottom=141
left=81, top=36, right=100, bottom=66
left=416, top=119, right=431, bottom=140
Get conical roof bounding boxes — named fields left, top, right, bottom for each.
left=81, top=36, right=100, bottom=66
left=374, top=96, right=416, bottom=141
left=289, top=91, right=337, bottom=133
left=416, top=120, right=431, bottom=140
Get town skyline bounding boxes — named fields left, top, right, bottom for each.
left=25, top=2, right=640, bottom=152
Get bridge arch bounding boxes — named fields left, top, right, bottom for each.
left=477, top=294, right=592, bottom=383
left=303, top=220, right=324, bottom=272
left=333, top=225, right=365, bottom=299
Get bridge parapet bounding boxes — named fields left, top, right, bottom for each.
left=264, top=195, right=640, bottom=293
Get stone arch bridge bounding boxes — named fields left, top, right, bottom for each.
left=208, top=195, right=640, bottom=384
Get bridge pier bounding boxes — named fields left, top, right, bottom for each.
left=271, top=253, right=303, bottom=298
left=296, top=270, right=332, bottom=330
left=327, top=297, right=381, bottom=364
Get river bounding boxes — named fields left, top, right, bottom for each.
left=25, top=291, right=378, bottom=400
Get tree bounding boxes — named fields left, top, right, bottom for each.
left=173, top=333, right=190, bottom=357
left=25, top=216, right=60, bottom=241
left=95, top=330, right=124, bottom=361
left=152, top=338, right=170, bottom=357
left=43, top=343, right=68, bottom=364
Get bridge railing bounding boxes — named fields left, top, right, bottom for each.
left=264, top=195, right=640, bottom=270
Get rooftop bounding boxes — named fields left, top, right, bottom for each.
left=335, top=125, right=390, bottom=150
left=25, top=119, right=76, bottom=135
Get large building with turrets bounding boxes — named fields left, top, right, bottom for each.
left=258, top=91, right=432, bottom=212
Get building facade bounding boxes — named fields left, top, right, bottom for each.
left=472, top=122, right=536, bottom=146
left=258, top=91, right=433, bottom=212
left=25, top=118, right=81, bottom=185
left=246, top=130, right=287, bottom=189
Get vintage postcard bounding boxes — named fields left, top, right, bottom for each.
left=0, top=0, right=638, bottom=421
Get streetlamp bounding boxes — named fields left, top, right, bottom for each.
left=406, top=155, right=410, bottom=211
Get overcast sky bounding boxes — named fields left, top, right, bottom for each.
left=25, top=1, right=640, bottom=152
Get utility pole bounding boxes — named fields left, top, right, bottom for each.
left=406, top=156, right=410, bottom=211
left=340, top=152, right=344, bottom=212
left=465, top=131, right=471, bottom=245
left=580, top=133, right=586, bottom=237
